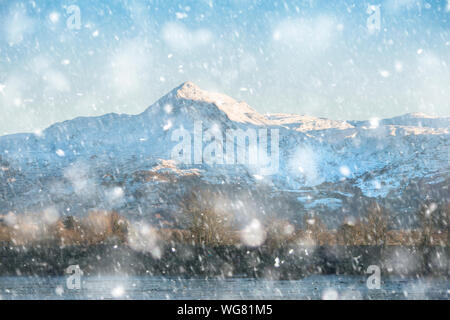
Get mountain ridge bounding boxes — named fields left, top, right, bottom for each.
left=0, top=82, right=448, bottom=227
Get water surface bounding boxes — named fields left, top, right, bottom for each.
left=1, top=275, right=448, bottom=300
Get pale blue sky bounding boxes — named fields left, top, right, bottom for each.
left=1, top=0, right=449, bottom=134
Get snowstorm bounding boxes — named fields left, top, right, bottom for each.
left=0, top=0, right=448, bottom=302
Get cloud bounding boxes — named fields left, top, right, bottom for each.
left=162, top=22, right=212, bottom=51
left=28, top=55, right=71, bottom=92
left=414, top=52, right=450, bottom=114
left=289, top=146, right=321, bottom=185
left=43, top=70, right=71, bottom=92
left=272, top=16, right=339, bottom=53
left=107, top=39, right=153, bottom=94
left=3, top=7, right=35, bottom=46
left=385, top=0, right=423, bottom=13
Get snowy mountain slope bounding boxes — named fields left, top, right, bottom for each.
left=0, top=82, right=448, bottom=225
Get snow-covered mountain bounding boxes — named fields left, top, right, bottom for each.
left=0, top=82, right=449, bottom=226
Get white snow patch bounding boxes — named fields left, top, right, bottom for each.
left=105, top=187, right=125, bottom=206
left=369, top=117, right=380, bottom=129
left=34, top=129, right=43, bottom=137
left=175, top=12, right=188, bottom=19
left=240, top=219, right=266, bottom=247
left=164, top=104, right=173, bottom=114
left=339, top=165, right=351, bottom=177
left=42, top=207, right=60, bottom=225
left=56, top=149, right=65, bottom=157
left=49, top=12, right=60, bottom=23
left=322, top=288, right=339, bottom=300
left=289, top=146, right=321, bottom=185
left=163, top=120, right=173, bottom=131
left=128, top=222, right=162, bottom=259
left=63, top=162, right=95, bottom=196
left=4, top=212, right=17, bottom=227
left=379, top=70, right=390, bottom=78
left=55, top=286, right=64, bottom=296
left=274, top=257, right=280, bottom=268
left=111, top=286, right=125, bottom=298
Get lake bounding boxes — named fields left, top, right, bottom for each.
left=0, top=275, right=448, bottom=300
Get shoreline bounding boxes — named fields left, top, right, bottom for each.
left=0, top=244, right=447, bottom=279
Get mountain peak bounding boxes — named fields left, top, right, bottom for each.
left=175, top=81, right=202, bottom=99
left=173, top=81, right=237, bottom=106
left=160, top=82, right=269, bottom=125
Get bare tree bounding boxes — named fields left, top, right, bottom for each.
left=337, top=222, right=357, bottom=246
left=418, top=202, right=448, bottom=246
left=180, top=190, right=235, bottom=246
left=109, top=211, right=129, bottom=243
left=365, top=203, right=388, bottom=246
left=303, top=214, right=327, bottom=245
left=265, top=218, right=296, bottom=248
